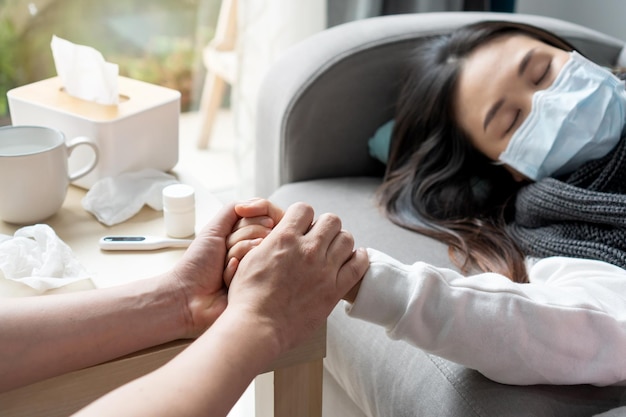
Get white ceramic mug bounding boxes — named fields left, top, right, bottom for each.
left=0, top=126, right=99, bottom=224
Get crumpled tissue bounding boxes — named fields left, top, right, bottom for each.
left=51, top=35, right=119, bottom=105
left=0, top=224, right=94, bottom=297
left=82, top=169, right=179, bottom=226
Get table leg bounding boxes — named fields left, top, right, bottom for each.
left=273, top=358, right=323, bottom=417
left=255, top=358, right=324, bottom=417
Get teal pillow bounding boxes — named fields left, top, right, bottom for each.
left=368, top=120, right=394, bottom=164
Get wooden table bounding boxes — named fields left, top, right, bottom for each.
left=0, top=172, right=325, bottom=416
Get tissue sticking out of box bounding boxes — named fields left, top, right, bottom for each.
left=51, top=35, right=119, bottom=105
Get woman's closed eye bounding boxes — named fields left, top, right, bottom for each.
left=502, top=59, right=552, bottom=137
left=503, top=109, right=521, bottom=136
left=531, top=59, right=552, bottom=86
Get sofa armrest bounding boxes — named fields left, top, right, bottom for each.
left=254, top=12, right=624, bottom=197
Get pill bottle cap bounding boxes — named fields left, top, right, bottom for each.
left=162, top=184, right=195, bottom=211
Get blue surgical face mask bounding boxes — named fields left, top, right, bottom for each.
left=498, top=51, right=626, bottom=181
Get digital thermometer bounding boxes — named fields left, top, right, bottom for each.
left=99, top=235, right=193, bottom=251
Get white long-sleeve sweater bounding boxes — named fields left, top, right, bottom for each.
left=346, top=248, right=626, bottom=386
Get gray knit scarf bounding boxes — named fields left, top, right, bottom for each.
left=507, top=135, right=626, bottom=268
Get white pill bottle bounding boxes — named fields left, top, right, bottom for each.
left=162, top=184, right=196, bottom=238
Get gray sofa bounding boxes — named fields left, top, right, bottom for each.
left=255, top=12, right=626, bottom=417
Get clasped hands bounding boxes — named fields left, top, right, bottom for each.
left=172, top=198, right=369, bottom=354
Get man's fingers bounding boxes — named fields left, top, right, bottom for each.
left=270, top=202, right=315, bottom=236
left=196, top=202, right=239, bottom=240
left=336, top=247, right=369, bottom=297
left=306, top=212, right=342, bottom=251
left=325, top=229, right=356, bottom=266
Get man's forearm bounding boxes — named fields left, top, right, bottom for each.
left=73, top=308, right=282, bottom=417
left=0, top=274, right=188, bottom=392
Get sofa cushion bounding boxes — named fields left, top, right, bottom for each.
left=270, top=177, right=452, bottom=266
left=270, top=177, right=626, bottom=417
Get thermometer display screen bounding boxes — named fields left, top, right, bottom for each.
left=103, top=236, right=146, bottom=242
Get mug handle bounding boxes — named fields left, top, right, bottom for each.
left=66, top=136, right=100, bottom=181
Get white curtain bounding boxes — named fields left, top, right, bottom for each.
left=234, top=0, right=326, bottom=198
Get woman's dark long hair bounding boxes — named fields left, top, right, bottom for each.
left=378, top=21, right=576, bottom=283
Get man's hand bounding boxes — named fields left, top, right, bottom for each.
left=226, top=202, right=369, bottom=353
left=169, top=202, right=242, bottom=338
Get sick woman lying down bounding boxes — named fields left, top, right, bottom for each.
left=225, top=20, right=626, bottom=387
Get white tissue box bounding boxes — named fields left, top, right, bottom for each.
left=7, top=76, right=180, bottom=189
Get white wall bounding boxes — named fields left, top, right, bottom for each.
left=516, top=0, right=626, bottom=42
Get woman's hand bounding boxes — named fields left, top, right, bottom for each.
left=224, top=199, right=285, bottom=285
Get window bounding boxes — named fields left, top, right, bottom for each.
left=0, top=0, right=221, bottom=125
